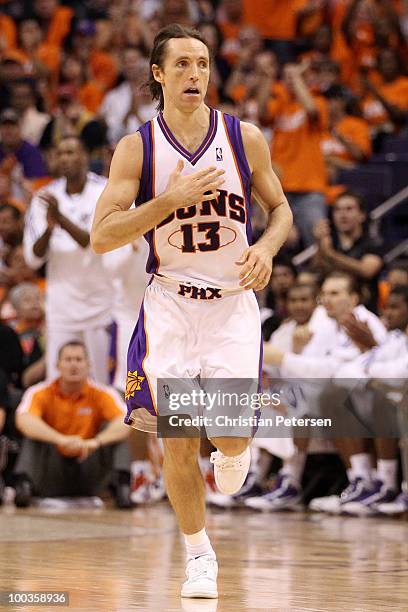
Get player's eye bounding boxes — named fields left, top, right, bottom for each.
left=177, top=61, right=187, bottom=68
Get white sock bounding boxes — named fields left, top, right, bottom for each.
left=347, top=468, right=354, bottom=483
left=376, top=459, right=398, bottom=490
left=184, top=528, right=215, bottom=560
left=350, top=453, right=372, bottom=482
left=281, top=451, right=306, bottom=485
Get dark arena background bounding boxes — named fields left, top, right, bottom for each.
left=1, top=1, right=408, bottom=611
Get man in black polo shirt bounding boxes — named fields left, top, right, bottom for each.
left=314, top=191, right=383, bottom=311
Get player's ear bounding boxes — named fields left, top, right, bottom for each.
left=152, top=64, right=163, bottom=84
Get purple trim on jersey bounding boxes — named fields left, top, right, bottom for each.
left=135, top=121, right=159, bottom=274
left=157, top=108, right=217, bottom=165
left=125, top=298, right=157, bottom=422
left=222, top=113, right=253, bottom=245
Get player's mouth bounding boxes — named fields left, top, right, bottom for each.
left=183, top=87, right=200, bottom=97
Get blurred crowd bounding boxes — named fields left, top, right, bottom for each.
left=1, top=0, right=408, bottom=514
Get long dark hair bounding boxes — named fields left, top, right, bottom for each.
left=148, top=23, right=209, bottom=111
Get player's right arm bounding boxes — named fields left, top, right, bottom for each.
left=91, top=133, right=225, bottom=254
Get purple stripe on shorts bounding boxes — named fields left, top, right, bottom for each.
left=222, top=113, right=253, bottom=245
left=135, top=120, right=158, bottom=274
left=125, top=297, right=157, bottom=422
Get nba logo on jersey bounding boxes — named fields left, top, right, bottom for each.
left=216, top=147, right=223, bottom=161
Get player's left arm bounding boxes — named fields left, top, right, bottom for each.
left=238, top=122, right=293, bottom=290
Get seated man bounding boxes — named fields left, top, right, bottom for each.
left=14, top=340, right=132, bottom=508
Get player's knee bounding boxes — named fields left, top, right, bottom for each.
left=163, top=437, right=200, bottom=466
left=211, top=437, right=250, bottom=457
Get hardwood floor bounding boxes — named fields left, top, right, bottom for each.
left=1, top=503, right=407, bottom=611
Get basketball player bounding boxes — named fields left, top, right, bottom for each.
left=91, top=24, right=292, bottom=599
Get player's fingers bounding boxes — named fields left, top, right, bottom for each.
left=239, top=260, right=263, bottom=286
left=201, top=190, right=221, bottom=202
left=238, top=260, right=256, bottom=282
left=173, top=159, right=184, bottom=175
left=193, top=166, right=220, bottom=179
left=236, top=248, right=250, bottom=266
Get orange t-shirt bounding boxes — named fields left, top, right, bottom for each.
left=45, top=6, right=74, bottom=47
left=243, top=0, right=307, bottom=39
left=79, top=81, right=105, bottom=113
left=17, top=379, right=126, bottom=457
left=268, top=84, right=328, bottom=192
left=321, top=115, right=371, bottom=161
left=0, top=14, right=17, bottom=49
left=90, top=50, right=118, bottom=91
left=363, top=77, right=408, bottom=126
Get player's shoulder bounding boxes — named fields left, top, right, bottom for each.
left=113, top=131, right=144, bottom=165
left=238, top=120, right=267, bottom=154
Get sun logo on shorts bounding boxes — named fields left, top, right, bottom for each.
left=125, top=370, right=145, bottom=400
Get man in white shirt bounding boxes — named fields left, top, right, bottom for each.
left=99, top=48, right=156, bottom=145
left=263, top=271, right=388, bottom=513
left=332, top=285, right=408, bottom=515
left=246, top=283, right=333, bottom=511
left=24, top=135, right=112, bottom=382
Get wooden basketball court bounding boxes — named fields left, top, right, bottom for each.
left=1, top=503, right=407, bottom=611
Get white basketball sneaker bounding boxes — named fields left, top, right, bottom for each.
left=210, top=447, right=251, bottom=495
left=181, top=554, right=218, bottom=599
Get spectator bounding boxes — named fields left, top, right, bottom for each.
left=0, top=203, right=23, bottom=265
left=39, top=84, right=105, bottom=153
left=10, top=78, right=50, bottom=146
left=64, top=19, right=118, bottom=93
left=361, top=49, right=408, bottom=138
left=0, top=57, right=27, bottom=113
left=30, top=0, right=74, bottom=49
left=58, top=55, right=104, bottom=113
left=242, top=0, right=308, bottom=63
left=378, top=259, right=408, bottom=310
left=261, top=62, right=329, bottom=247
left=99, top=47, right=156, bottom=144
left=14, top=340, right=132, bottom=508
left=0, top=108, right=48, bottom=197
left=313, top=191, right=383, bottom=312
left=23, top=135, right=112, bottom=382
left=15, top=17, right=61, bottom=81
left=261, top=257, right=297, bottom=340
left=9, top=282, right=46, bottom=389
left=321, top=86, right=371, bottom=183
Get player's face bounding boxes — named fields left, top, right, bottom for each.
left=154, top=37, right=210, bottom=111
left=57, top=346, right=89, bottom=383
left=287, top=288, right=316, bottom=325
left=321, top=278, right=357, bottom=320
left=57, top=139, right=86, bottom=178
left=383, top=294, right=408, bottom=331
left=332, top=196, right=365, bottom=233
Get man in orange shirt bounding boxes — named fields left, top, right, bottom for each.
left=262, top=63, right=328, bottom=246
left=14, top=341, right=132, bottom=508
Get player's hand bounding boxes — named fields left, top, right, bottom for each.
left=263, top=343, right=284, bottom=366
left=40, top=192, right=61, bottom=229
left=292, top=325, right=313, bottom=353
left=340, top=313, right=378, bottom=352
left=165, top=160, right=225, bottom=210
left=236, top=243, right=273, bottom=291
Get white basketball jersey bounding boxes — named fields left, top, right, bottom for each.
left=135, top=109, right=253, bottom=289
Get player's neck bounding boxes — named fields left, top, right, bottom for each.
left=162, top=104, right=210, bottom=152
left=66, top=173, right=87, bottom=195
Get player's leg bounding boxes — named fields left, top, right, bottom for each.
left=202, top=291, right=262, bottom=497
left=162, top=433, right=218, bottom=598
left=125, top=283, right=218, bottom=598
